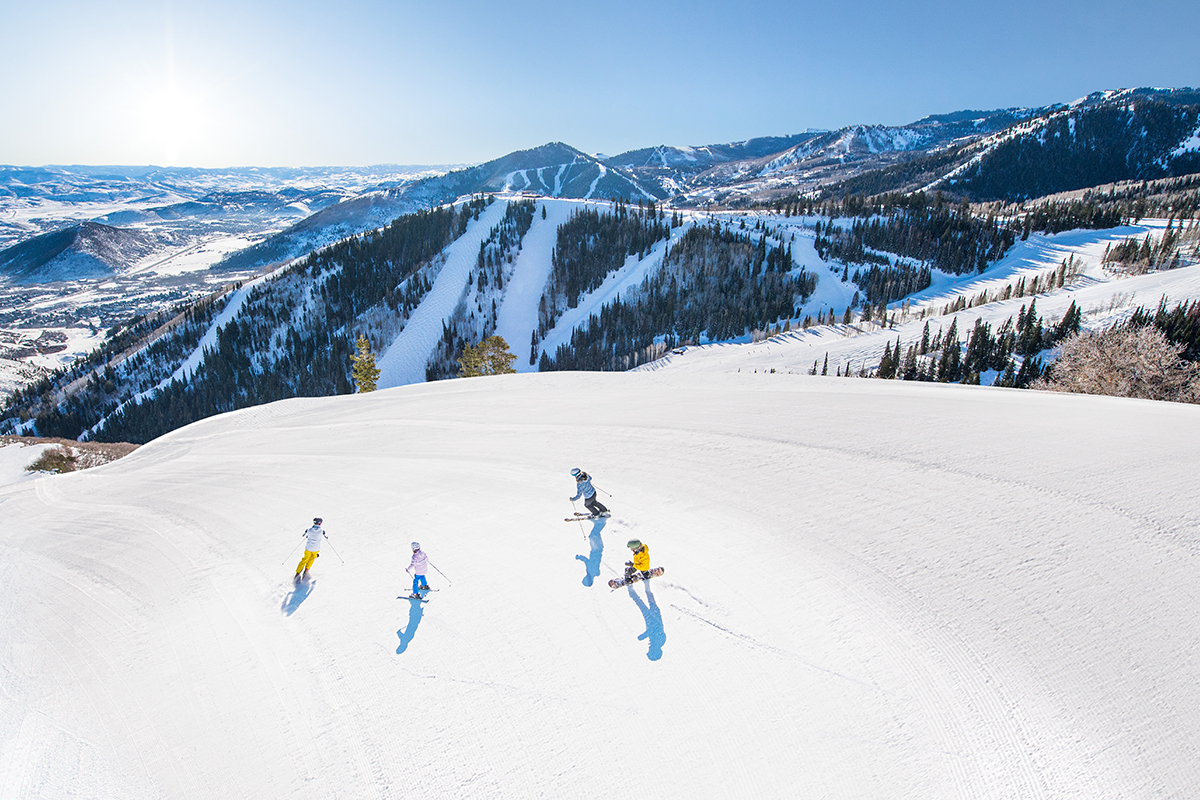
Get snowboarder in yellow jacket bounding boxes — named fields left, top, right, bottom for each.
left=624, top=539, right=650, bottom=584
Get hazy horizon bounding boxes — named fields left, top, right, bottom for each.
left=2, top=0, right=1198, bottom=169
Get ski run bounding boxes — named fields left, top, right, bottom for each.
left=5, top=367, right=1200, bottom=798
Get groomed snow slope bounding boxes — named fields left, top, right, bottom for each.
left=4, top=372, right=1200, bottom=799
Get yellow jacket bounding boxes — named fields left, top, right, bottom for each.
left=631, top=544, right=650, bottom=571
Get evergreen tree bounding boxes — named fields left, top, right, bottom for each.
left=1052, top=301, right=1083, bottom=341
left=994, top=360, right=1017, bottom=387
left=936, top=318, right=961, bottom=382
left=459, top=335, right=518, bottom=377
left=877, top=340, right=895, bottom=379
left=901, top=343, right=918, bottom=381
left=350, top=335, right=381, bottom=393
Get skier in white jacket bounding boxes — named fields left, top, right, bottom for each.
left=295, top=518, right=327, bottom=582
left=406, top=542, right=430, bottom=598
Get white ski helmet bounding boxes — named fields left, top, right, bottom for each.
left=411, top=542, right=421, bottom=551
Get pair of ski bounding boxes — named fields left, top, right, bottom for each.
left=564, top=511, right=610, bottom=522
left=401, top=588, right=438, bottom=602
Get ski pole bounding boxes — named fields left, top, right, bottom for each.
left=570, top=500, right=587, bottom=534
left=281, top=536, right=304, bottom=565
left=323, top=536, right=345, bottom=565
left=593, top=484, right=614, bottom=498
left=427, top=560, right=452, bottom=587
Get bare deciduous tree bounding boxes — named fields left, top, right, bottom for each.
left=1036, top=325, right=1200, bottom=403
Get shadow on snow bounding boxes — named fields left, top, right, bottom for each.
left=281, top=578, right=315, bottom=616
left=575, top=517, right=606, bottom=586
left=628, top=582, right=666, bottom=661
left=396, top=596, right=425, bottom=654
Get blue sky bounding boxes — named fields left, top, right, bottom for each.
left=2, top=0, right=1197, bottom=167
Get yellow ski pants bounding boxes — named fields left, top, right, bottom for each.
left=296, top=550, right=319, bottom=574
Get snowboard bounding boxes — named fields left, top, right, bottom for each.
left=608, top=566, right=664, bottom=589
left=565, top=512, right=611, bottom=522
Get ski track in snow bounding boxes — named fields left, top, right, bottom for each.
left=376, top=201, right=509, bottom=388
left=584, top=162, right=605, bottom=200
left=493, top=200, right=582, bottom=372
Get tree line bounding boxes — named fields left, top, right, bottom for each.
left=813, top=194, right=1016, bottom=277
left=541, top=201, right=671, bottom=329
left=540, top=221, right=815, bottom=371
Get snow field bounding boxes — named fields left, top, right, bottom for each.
left=5, top=371, right=1200, bottom=798
left=0, top=440, right=53, bottom=485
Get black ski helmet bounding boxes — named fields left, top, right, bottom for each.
left=313, top=517, right=323, bottom=525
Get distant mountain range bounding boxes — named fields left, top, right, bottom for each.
left=3, top=87, right=1198, bottom=286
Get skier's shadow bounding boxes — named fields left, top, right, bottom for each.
left=395, top=597, right=424, bottom=654
left=281, top=579, right=314, bottom=616
left=575, top=518, right=606, bottom=586
left=628, top=583, right=666, bottom=661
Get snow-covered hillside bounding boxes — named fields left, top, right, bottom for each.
left=643, top=218, right=1200, bottom=379
left=369, top=199, right=1197, bottom=389
left=4, top=371, right=1200, bottom=798
left=0, top=165, right=450, bottom=387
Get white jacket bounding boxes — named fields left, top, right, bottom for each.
left=407, top=549, right=428, bottom=575
left=304, top=525, right=325, bottom=551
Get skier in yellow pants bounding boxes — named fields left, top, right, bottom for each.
left=295, top=518, right=326, bottom=582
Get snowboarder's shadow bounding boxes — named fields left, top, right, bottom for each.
left=281, top=579, right=314, bottom=616
left=575, top=517, right=606, bottom=586
left=395, top=597, right=424, bottom=654
left=628, top=583, right=666, bottom=661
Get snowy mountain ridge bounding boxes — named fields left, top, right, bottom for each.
left=2, top=87, right=1199, bottom=410
left=10, top=184, right=1199, bottom=447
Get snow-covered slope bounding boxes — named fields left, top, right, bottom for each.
left=4, top=371, right=1200, bottom=798
left=642, top=218, right=1199, bottom=379
left=0, top=440, right=52, bottom=485
left=376, top=200, right=511, bottom=385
